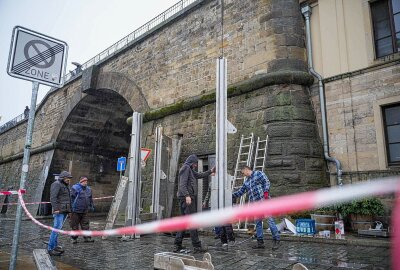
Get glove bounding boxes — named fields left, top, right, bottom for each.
left=264, top=191, right=269, bottom=200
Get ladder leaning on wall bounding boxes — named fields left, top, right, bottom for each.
left=232, top=133, right=254, bottom=191
left=252, top=135, right=269, bottom=173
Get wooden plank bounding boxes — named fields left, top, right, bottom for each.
left=33, top=249, right=57, bottom=270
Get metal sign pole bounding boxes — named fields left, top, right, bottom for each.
left=216, top=57, right=227, bottom=209
left=9, top=81, right=39, bottom=270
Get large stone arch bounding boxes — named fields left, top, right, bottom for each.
left=41, top=70, right=149, bottom=214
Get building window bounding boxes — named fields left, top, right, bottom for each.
left=383, top=104, right=400, bottom=166
left=370, top=0, right=400, bottom=58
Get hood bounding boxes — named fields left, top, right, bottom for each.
left=184, top=154, right=198, bottom=166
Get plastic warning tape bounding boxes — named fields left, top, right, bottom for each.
left=0, top=195, right=114, bottom=206
left=0, top=189, right=25, bottom=196
left=18, top=176, right=399, bottom=237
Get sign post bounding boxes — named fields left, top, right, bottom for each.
left=7, top=26, right=67, bottom=270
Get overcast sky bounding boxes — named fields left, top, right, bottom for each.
left=0, top=0, right=178, bottom=125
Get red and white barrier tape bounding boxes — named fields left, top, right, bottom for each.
left=0, top=195, right=114, bottom=206
left=0, top=189, right=25, bottom=196
left=18, top=176, right=399, bottom=237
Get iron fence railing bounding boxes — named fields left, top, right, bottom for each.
left=0, top=112, right=27, bottom=133
left=0, top=0, right=200, bottom=134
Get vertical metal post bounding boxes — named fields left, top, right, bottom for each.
left=126, top=112, right=142, bottom=238
left=197, top=159, right=204, bottom=212
left=9, top=82, right=39, bottom=270
left=151, top=125, right=162, bottom=218
left=216, top=57, right=227, bottom=209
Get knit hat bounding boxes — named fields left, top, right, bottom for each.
left=79, top=176, right=88, bottom=183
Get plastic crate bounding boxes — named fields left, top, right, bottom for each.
left=295, top=219, right=316, bottom=235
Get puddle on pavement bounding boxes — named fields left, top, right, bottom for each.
left=285, top=244, right=369, bottom=269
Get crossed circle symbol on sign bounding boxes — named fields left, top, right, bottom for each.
left=24, top=40, right=55, bottom=69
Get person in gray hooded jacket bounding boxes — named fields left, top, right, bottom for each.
left=174, top=154, right=215, bottom=253
left=47, top=171, right=72, bottom=256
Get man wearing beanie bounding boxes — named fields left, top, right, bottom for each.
left=174, top=154, right=215, bottom=253
left=70, top=176, right=95, bottom=244
left=48, top=170, right=72, bottom=256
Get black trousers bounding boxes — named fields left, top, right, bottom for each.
left=70, top=212, right=90, bottom=239
left=220, top=224, right=235, bottom=243
left=174, top=196, right=201, bottom=248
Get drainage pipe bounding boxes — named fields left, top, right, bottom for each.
left=301, top=5, right=343, bottom=186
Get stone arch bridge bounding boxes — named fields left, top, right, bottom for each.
left=0, top=0, right=327, bottom=215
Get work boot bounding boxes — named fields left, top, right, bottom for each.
left=54, top=246, right=64, bottom=253
left=71, top=238, right=78, bottom=244
left=252, top=239, right=265, bottom=249
left=173, top=245, right=186, bottom=253
left=84, top=237, right=94, bottom=243
left=48, top=249, right=62, bottom=256
left=193, top=245, right=207, bottom=253
left=272, top=239, right=281, bottom=250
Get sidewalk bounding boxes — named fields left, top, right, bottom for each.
left=0, top=217, right=391, bottom=269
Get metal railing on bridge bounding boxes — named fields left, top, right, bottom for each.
left=0, top=0, right=201, bottom=134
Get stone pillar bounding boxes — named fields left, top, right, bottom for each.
left=262, top=0, right=327, bottom=194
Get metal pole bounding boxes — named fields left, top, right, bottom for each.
left=126, top=112, right=142, bottom=238
left=151, top=125, right=162, bottom=218
left=9, top=81, right=39, bottom=270
left=216, top=57, right=227, bottom=209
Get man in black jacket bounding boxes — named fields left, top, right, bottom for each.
left=174, top=154, right=215, bottom=253
left=47, top=171, right=72, bottom=256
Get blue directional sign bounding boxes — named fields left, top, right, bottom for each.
left=117, top=157, right=126, bottom=171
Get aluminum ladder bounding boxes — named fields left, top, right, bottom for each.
left=232, top=133, right=254, bottom=190
left=243, top=135, right=269, bottom=229
left=232, top=133, right=254, bottom=230
left=252, top=135, right=269, bottom=173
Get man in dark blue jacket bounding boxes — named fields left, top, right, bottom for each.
left=70, top=176, right=94, bottom=244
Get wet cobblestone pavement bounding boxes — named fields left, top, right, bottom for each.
left=0, top=218, right=390, bottom=269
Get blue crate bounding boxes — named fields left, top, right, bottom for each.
left=295, top=219, right=316, bottom=235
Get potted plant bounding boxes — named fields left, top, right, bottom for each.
left=338, top=197, right=385, bottom=231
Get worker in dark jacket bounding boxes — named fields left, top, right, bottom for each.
left=174, top=154, right=215, bottom=253
left=70, top=176, right=95, bottom=244
left=47, top=171, right=72, bottom=256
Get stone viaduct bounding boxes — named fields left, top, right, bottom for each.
left=0, top=0, right=327, bottom=215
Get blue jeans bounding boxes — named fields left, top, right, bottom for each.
left=48, top=213, right=66, bottom=251
left=214, top=226, right=221, bottom=237
left=255, top=217, right=280, bottom=241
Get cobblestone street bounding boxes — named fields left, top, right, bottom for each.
left=0, top=217, right=390, bottom=270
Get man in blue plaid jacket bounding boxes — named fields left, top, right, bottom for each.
left=232, top=166, right=281, bottom=250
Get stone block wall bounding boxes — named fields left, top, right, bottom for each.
left=310, top=62, right=400, bottom=184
